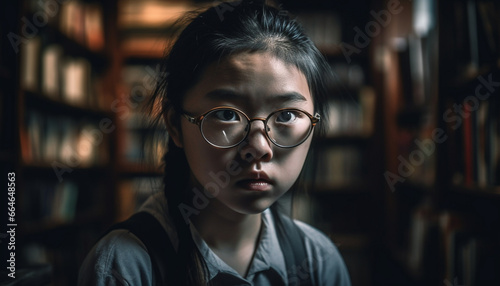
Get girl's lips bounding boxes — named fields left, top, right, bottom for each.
left=236, top=179, right=272, bottom=191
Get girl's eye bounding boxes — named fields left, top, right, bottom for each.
left=214, top=110, right=240, bottom=121
left=276, top=111, right=298, bottom=123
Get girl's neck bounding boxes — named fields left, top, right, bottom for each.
left=191, top=200, right=262, bottom=277
left=191, top=200, right=262, bottom=250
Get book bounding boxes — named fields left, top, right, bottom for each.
left=59, top=117, right=78, bottom=166
left=25, top=110, right=43, bottom=163
left=43, top=114, right=60, bottom=163
left=61, top=57, right=91, bottom=107
left=76, top=123, right=98, bottom=167
left=60, top=1, right=85, bottom=46
left=466, top=0, right=479, bottom=73
left=476, top=1, right=499, bottom=66
left=314, top=146, right=363, bottom=188
left=41, top=44, right=63, bottom=99
left=84, top=3, right=104, bottom=52
left=119, top=1, right=198, bottom=29
left=53, top=181, right=79, bottom=222
left=462, top=102, right=474, bottom=186
left=20, top=36, right=41, bottom=92
left=121, top=36, right=171, bottom=59
left=325, top=98, right=368, bottom=137
left=476, top=101, right=488, bottom=186
left=296, top=12, right=341, bottom=52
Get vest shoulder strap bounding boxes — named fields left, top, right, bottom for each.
left=272, top=208, right=313, bottom=286
left=104, top=211, right=177, bottom=285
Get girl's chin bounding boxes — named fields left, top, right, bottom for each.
left=227, top=198, right=279, bottom=215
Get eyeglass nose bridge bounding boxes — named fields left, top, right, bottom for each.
left=241, top=117, right=275, bottom=149
left=244, top=117, right=271, bottom=133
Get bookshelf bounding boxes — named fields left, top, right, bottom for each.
left=2, top=0, right=119, bottom=284
left=373, top=0, right=500, bottom=285
left=436, top=1, right=500, bottom=285
left=110, top=0, right=193, bottom=221
left=283, top=2, right=385, bottom=286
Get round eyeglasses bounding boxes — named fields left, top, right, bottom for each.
left=182, top=106, right=320, bottom=148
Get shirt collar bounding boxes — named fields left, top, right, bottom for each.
left=189, top=208, right=288, bottom=283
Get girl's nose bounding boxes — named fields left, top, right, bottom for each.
left=239, top=120, right=273, bottom=162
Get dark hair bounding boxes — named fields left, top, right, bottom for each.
left=148, top=0, right=333, bottom=284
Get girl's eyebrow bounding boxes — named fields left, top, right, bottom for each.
left=205, top=89, right=307, bottom=103
left=271, top=92, right=307, bottom=103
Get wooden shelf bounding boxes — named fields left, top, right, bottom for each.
left=318, top=134, right=371, bottom=145
left=42, top=24, right=108, bottom=68
left=5, top=1, right=119, bottom=285
left=21, top=162, right=110, bottom=171
left=20, top=212, right=105, bottom=237
left=24, top=90, right=113, bottom=118
left=117, top=162, right=162, bottom=176
left=448, top=185, right=500, bottom=199
left=446, top=64, right=500, bottom=96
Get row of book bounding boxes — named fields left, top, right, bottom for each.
left=330, top=63, right=366, bottom=90
left=440, top=211, right=500, bottom=285
left=121, top=64, right=158, bottom=127
left=399, top=206, right=500, bottom=285
left=21, top=180, right=79, bottom=224
left=307, top=146, right=364, bottom=188
left=120, top=64, right=167, bottom=166
left=22, top=110, right=110, bottom=167
left=118, top=0, right=197, bottom=58
left=25, top=0, right=105, bottom=52
left=325, top=86, right=375, bottom=137
left=450, top=1, right=500, bottom=78
left=296, top=12, right=342, bottom=53
left=20, top=37, right=110, bottom=110
left=447, top=98, right=500, bottom=187
left=122, top=128, right=167, bottom=165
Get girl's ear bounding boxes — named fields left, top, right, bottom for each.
left=164, top=107, right=184, bottom=148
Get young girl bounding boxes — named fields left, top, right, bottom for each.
left=79, top=1, right=351, bottom=285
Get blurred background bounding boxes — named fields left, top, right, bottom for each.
left=1, top=0, right=500, bottom=285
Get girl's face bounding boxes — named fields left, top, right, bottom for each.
left=174, top=51, right=314, bottom=216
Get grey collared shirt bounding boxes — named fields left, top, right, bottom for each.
left=78, top=193, right=351, bottom=286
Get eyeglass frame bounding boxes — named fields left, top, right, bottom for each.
left=181, top=106, right=321, bottom=149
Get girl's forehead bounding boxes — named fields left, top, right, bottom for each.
left=213, top=52, right=299, bottom=78
left=185, top=51, right=312, bottom=104
left=180, top=51, right=315, bottom=116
